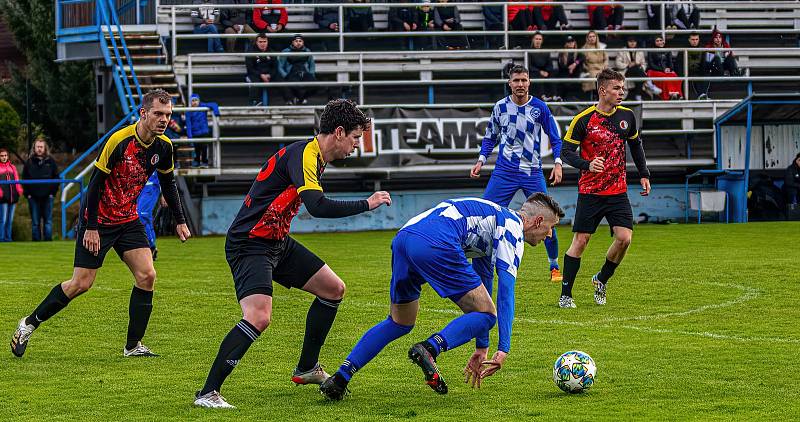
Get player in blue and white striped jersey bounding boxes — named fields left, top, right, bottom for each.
left=320, top=194, right=564, bottom=400
left=470, top=64, right=565, bottom=283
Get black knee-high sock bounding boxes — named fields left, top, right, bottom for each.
left=126, top=286, right=154, bottom=350
left=297, top=297, right=341, bottom=372
left=560, top=254, right=581, bottom=298
left=26, top=284, right=71, bottom=328
left=201, top=319, right=261, bottom=395
left=596, top=258, right=619, bottom=284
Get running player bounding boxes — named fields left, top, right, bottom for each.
left=194, top=99, right=392, bottom=409
left=10, top=89, right=190, bottom=358
left=558, top=69, right=651, bottom=309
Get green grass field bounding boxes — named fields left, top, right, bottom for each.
left=1, top=223, right=799, bottom=421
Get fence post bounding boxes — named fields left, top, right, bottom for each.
left=171, top=6, right=177, bottom=57
left=358, top=53, right=364, bottom=105
left=683, top=47, right=689, bottom=98
left=503, top=3, right=509, bottom=49
left=339, top=5, right=344, bottom=53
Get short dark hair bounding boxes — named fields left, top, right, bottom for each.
left=521, top=192, right=565, bottom=219
left=319, top=99, right=371, bottom=135
left=255, top=32, right=268, bottom=41
left=508, top=64, right=529, bottom=79
left=141, top=89, right=172, bottom=110
left=689, top=32, right=700, bottom=38
left=597, top=68, right=625, bottom=89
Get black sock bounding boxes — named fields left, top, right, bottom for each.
left=596, top=258, right=619, bottom=284
left=297, top=297, right=341, bottom=372
left=26, top=284, right=71, bottom=328
left=126, top=286, right=154, bottom=350
left=560, top=254, right=581, bottom=298
left=201, top=319, right=260, bottom=395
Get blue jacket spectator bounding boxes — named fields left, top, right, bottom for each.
left=186, top=94, right=220, bottom=167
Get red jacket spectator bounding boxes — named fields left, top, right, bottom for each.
left=252, top=0, right=288, bottom=32
left=507, top=1, right=528, bottom=21
left=0, top=153, right=23, bottom=204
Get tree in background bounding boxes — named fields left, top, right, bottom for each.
left=0, top=0, right=96, bottom=153
left=0, top=99, right=21, bottom=155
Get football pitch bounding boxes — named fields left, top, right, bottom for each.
left=1, top=222, right=798, bottom=421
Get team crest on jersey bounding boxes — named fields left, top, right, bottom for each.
left=530, top=107, right=541, bottom=119
left=151, top=154, right=160, bottom=165
left=619, top=120, right=628, bottom=130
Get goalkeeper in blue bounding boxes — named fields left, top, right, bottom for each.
left=320, top=193, right=564, bottom=400
left=470, top=64, right=565, bottom=283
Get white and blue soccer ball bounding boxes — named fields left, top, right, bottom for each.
left=553, top=350, right=596, bottom=393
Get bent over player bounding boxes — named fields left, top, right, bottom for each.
left=11, top=89, right=190, bottom=358
left=558, top=69, right=651, bottom=309
left=194, top=99, right=392, bottom=409
left=320, top=194, right=563, bottom=400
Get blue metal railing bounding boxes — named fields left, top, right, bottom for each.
left=0, top=179, right=84, bottom=240
left=59, top=109, right=138, bottom=239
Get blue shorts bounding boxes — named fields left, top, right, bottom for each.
left=483, top=169, right=548, bottom=207
left=390, top=230, right=482, bottom=304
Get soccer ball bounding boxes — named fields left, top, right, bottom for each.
left=553, top=350, right=596, bottom=393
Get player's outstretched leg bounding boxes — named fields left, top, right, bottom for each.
left=321, top=316, right=414, bottom=400
left=559, top=254, right=581, bottom=308
left=11, top=283, right=73, bottom=357
left=122, top=249, right=159, bottom=357
left=546, top=228, right=562, bottom=282
left=409, top=311, right=497, bottom=395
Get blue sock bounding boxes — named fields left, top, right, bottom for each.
left=427, top=312, right=497, bottom=355
left=337, top=316, right=413, bottom=381
left=545, top=228, right=559, bottom=269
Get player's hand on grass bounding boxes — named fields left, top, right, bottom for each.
left=589, top=156, right=605, bottom=173
left=176, top=224, right=191, bottom=242
left=463, top=348, right=488, bottom=388
left=470, top=161, right=483, bottom=178
left=367, top=191, right=392, bottom=210
left=83, top=229, right=100, bottom=256
left=549, top=163, right=562, bottom=185
left=480, top=350, right=507, bottom=380
left=640, top=178, right=651, bottom=196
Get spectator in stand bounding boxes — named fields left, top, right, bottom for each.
left=415, top=1, right=436, bottom=51
left=678, top=32, right=707, bottom=98
left=314, top=0, right=340, bottom=52
left=186, top=94, right=221, bottom=168
left=588, top=0, right=625, bottom=31
left=221, top=0, right=255, bottom=53
left=279, top=35, right=317, bottom=105
left=532, top=0, right=570, bottom=30
left=389, top=1, right=419, bottom=50
left=646, top=3, right=672, bottom=30
left=345, top=0, right=374, bottom=32
left=0, top=148, right=23, bottom=242
left=614, top=36, right=648, bottom=101
left=580, top=31, right=608, bottom=99
left=192, top=0, right=224, bottom=53
left=434, top=0, right=468, bottom=50
left=671, top=1, right=700, bottom=30
left=647, top=35, right=684, bottom=100
left=482, top=3, right=503, bottom=49
left=246, top=33, right=279, bottom=106
left=22, top=137, right=59, bottom=241
left=508, top=0, right=534, bottom=49
left=705, top=28, right=741, bottom=77
left=251, top=0, right=288, bottom=44
left=785, top=152, right=800, bottom=206
left=527, top=32, right=560, bottom=101
left=557, top=35, right=582, bottom=101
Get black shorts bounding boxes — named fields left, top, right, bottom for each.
left=74, top=219, right=151, bottom=269
left=572, top=193, right=634, bottom=234
left=225, top=236, right=326, bottom=301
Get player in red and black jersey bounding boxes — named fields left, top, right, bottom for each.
left=195, top=99, right=392, bottom=409
left=558, top=69, right=650, bottom=309
left=10, top=90, right=191, bottom=359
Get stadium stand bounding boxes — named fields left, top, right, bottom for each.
left=54, top=1, right=800, bottom=233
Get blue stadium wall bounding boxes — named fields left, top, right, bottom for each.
left=201, top=184, right=696, bottom=235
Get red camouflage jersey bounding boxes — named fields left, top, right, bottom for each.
left=227, top=138, right=325, bottom=242
left=87, top=123, right=174, bottom=225
left=564, top=105, right=640, bottom=195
